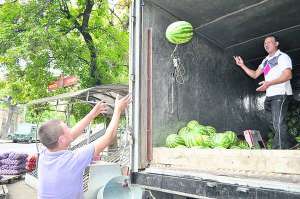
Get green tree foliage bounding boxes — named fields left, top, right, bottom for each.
left=0, top=0, right=129, bottom=105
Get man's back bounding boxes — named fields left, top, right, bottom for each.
left=38, top=144, right=94, bottom=199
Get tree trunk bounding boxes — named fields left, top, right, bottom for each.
left=61, top=0, right=101, bottom=85
left=80, top=0, right=101, bottom=85
left=1, top=105, right=17, bottom=139
left=81, top=31, right=101, bottom=85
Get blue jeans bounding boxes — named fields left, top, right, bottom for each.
left=264, top=95, right=296, bottom=149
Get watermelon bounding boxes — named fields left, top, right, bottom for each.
left=214, top=146, right=227, bottom=149
left=187, top=121, right=213, bottom=136
left=175, top=145, right=187, bottom=148
left=181, top=133, right=210, bottom=147
left=211, top=133, right=231, bottom=148
left=166, top=134, right=185, bottom=148
left=178, top=127, right=190, bottom=137
left=224, top=131, right=238, bottom=146
left=237, top=140, right=250, bottom=149
left=230, top=146, right=242, bottom=149
left=205, top=126, right=216, bottom=136
left=186, top=120, right=199, bottom=130
left=191, top=146, right=209, bottom=149
left=181, top=133, right=198, bottom=147
left=166, top=21, right=194, bottom=45
left=190, top=124, right=207, bottom=135
left=196, top=134, right=211, bottom=147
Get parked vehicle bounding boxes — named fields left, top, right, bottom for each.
left=8, top=123, right=38, bottom=143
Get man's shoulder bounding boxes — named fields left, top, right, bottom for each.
left=278, top=51, right=292, bottom=67
left=39, top=149, right=73, bottom=162
left=278, top=50, right=291, bottom=59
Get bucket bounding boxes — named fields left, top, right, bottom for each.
left=97, top=176, right=144, bottom=199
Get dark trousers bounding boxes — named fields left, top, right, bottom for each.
left=264, top=95, right=296, bottom=149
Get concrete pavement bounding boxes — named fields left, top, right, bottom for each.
left=7, top=179, right=37, bottom=199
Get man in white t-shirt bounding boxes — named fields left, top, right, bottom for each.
left=234, top=36, right=296, bottom=149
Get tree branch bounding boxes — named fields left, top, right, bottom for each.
left=87, top=25, right=121, bottom=46
left=81, top=0, right=94, bottom=31
left=109, top=8, right=126, bottom=29
left=77, top=56, right=90, bottom=65
left=59, top=0, right=100, bottom=84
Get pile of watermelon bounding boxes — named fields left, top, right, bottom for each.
left=165, top=120, right=249, bottom=149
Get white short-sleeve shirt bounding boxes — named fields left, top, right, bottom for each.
left=259, top=50, right=293, bottom=97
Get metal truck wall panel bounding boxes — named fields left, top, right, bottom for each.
left=142, top=1, right=271, bottom=146
left=133, top=172, right=300, bottom=199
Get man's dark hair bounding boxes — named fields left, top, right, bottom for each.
left=266, top=35, right=279, bottom=42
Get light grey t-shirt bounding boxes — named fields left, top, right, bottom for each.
left=38, top=144, right=94, bottom=199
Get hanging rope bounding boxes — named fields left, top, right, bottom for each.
left=168, top=45, right=186, bottom=114
left=170, top=45, right=185, bottom=85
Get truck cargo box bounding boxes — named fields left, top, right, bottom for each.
left=129, top=0, right=300, bottom=198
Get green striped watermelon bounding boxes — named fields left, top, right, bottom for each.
left=182, top=133, right=208, bottom=147
left=166, top=21, right=194, bottom=45
left=205, top=126, right=216, bottom=136
left=237, top=140, right=249, bottom=149
left=186, top=120, right=199, bottom=130
left=166, top=134, right=185, bottom=148
left=190, top=124, right=207, bottom=135
left=178, top=127, right=190, bottom=137
left=211, top=133, right=231, bottom=148
left=224, top=131, right=238, bottom=146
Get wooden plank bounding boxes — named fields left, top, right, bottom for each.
left=139, top=27, right=150, bottom=169
left=152, top=147, right=300, bottom=175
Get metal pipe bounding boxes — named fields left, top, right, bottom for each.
left=129, top=0, right=135, bottom=174
left=132, top=0, right=142, bottom=172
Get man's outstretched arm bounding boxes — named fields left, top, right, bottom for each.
left=70, top=101, right=108, bottom=141
left=93, top=95, right=131, bottom=157
left=234, top=56, right=263, bottom=79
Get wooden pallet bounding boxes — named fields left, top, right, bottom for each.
left=0, top=175, right=23, bottom=185
left=0, top=185, right=8, bottom=199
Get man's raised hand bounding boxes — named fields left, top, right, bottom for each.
left=115, top=94, right=132, bottom=113
left=90, top=101, right=108, bottom=118
left=233, top=56, right=245, bottom=67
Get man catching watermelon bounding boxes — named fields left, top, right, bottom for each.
left=234, top=35, right=297, bottom=149
left=37, top=94, right=131, bottom=199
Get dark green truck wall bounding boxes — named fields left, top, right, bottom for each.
left=143, top=1, right=269, bottom=147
